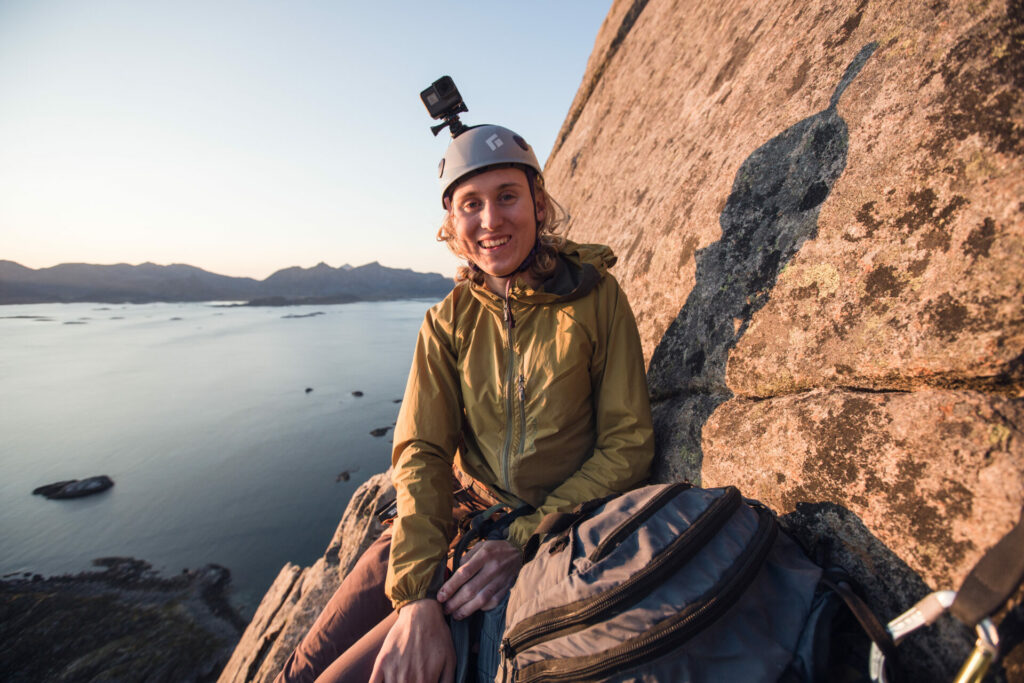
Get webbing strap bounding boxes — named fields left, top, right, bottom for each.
left=451, top=615, right=472, bottom=683
left=951, top=505, right=1024, bottom=627
left=822, top=576, right=901, bottom=682
left=452, top=503, right=533, bottom=573
left=450, top=503, right=534, bottom=683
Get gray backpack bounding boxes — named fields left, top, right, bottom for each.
left=497, top=483, right=856, bottom=683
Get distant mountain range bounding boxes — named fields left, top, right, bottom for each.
left=0, top=260, right=453, bottom=305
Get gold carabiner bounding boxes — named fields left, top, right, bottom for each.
left=952, top=619, right=1000, bottom=683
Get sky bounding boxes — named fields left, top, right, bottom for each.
left=0, top=1, right=612, bottom=279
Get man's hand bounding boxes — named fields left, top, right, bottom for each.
left=369, top=599, right=454, bottom=683
left=437, top=539, right=522, bottom=620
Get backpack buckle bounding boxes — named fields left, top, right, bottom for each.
left=869, top=590, right=1001, bottom=683
left=869, top=591, right=956, bottom=683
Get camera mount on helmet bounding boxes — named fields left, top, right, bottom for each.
left=420, top=75, right=468, bottom=138
left=422, top=76, right=542, bottom=206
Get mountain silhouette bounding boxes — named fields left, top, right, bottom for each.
left=0, top=259, right=452, bottom=304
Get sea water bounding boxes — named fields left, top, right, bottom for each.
left=0, top=299, right=436, bottom=616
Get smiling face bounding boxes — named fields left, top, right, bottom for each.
left=449, top=166, right=545, bottom=294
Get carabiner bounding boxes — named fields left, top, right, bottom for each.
left=952, top=619, right=1000, bottom=683
left=869, top=591, right=957, bottom=683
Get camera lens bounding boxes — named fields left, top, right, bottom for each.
left=436, top=78, right=454, bottom=97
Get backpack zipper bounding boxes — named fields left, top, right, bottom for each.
left=513, top=503, right=778, bottom=683
left=589, top=482, right=692, bottom=563
left=503, top=487, right=742, bottom=656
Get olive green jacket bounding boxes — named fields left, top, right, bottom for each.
left=386, top=242, right=654, bottom=609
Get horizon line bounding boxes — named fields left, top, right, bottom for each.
left=0, top=258, right=452, bottom=280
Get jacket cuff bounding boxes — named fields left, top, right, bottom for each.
left=387, top=559, right=447, bottom=610
left=392, top=593, right=437, bottom=611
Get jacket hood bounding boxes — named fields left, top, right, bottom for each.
left=563, top=241, right=618, bottom=273
left=533, top=240, right=616, bottom=302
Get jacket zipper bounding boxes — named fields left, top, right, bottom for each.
left=517, top=371, right=526, bottom=458
left=513, top=503, right=778, bottom=683
left=503, top=487, right=742, bottom=655
left=499, top=286, right=522, bottom=492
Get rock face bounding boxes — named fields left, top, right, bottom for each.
left=217, top=473, right=393, bottom=683
left=543, top=0, right=1023, bottom=678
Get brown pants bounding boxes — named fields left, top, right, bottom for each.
left=275, top=530, right=397, bottom=683
left=276, top=484, right=496, bottom=683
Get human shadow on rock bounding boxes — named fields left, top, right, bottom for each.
left=646, top=43, right=877, bottom=483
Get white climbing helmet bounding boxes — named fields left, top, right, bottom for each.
left=438, top=124, right=542, bottom=207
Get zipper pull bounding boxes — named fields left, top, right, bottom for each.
left=504, top=279, right=516, bottom=329
left=518, top=373, right=525, bottom=403
left=500, top=639, right=516, bottom=683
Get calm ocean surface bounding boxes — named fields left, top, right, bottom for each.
left=0, top=299, right=436, bottom=616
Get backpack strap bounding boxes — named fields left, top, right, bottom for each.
left=857, top=508, right=1024, bottom=683
left=951, top=505, right=1024, bottom=627
left=452, top=504, right=507, bottom=572
left=452, top=503, right=535, bottom=571
left=451, top=613, right=472, bottom=683
left=821, top=575, right=902, bottom=682
left=450, top=503, right=534, bottom=683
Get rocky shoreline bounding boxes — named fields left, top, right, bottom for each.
left=1, top=557, right=247, bottom=683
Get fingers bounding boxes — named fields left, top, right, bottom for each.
left=439, top=540, right=522, bottom=620
left=446, top=573, right=507, bottom=618
left=370, top=599, right=453, bottom=683
left=441, top=644, right=456, bottom=683
left=480, top=573, right=517, bottom=611
left=440, top=545, right=500, bottom=609
left=437, top=549, right=474, bottom=602
left=369, top=655, right=384, bottom=683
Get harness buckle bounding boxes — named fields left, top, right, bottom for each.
left=869, top=591, right=956, bottom=683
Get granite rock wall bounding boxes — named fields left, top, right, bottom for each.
left=544, top=0, right=1023, bottom=678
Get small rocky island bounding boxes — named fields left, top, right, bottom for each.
left=33, top=475, right=114, bottom=500
left=1, top=557, right=246, bottom=682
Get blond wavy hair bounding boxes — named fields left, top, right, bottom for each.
left=437, top=169, right=568, bottom=285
